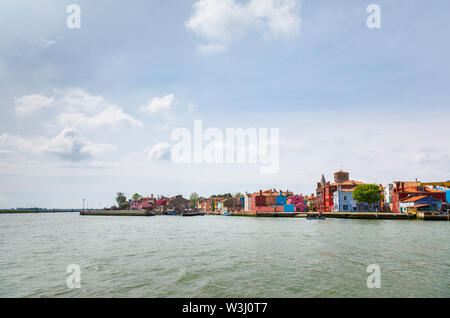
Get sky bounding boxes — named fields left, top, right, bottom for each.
left=0, top=0, right=449, bottom=208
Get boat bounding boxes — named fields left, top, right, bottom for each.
left=181, top=208, right=205, bottom=217
left=222, top=211, right=232, bottom=216
left=306, top=213, right=326, bottom=220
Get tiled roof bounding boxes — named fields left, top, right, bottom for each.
left=411, top=204, right=431, bottom=208
left=329, top=180, right=364, bottom=187
left=401, top=195, right=429, bottom=203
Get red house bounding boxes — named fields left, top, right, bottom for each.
left=316, top=171, right=364, bottom=212
left=392, top=182, right=446, bottom=213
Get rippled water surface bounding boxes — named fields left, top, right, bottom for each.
left=0, top=213, right=449, bottom=297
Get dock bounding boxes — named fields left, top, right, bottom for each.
left=416, top=212, right=450, bottom=221
left=305, top=212, right=415, bottom=220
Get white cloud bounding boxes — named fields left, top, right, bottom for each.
left=0, top=133, right=45, bottom=155
left=57, top=104, right=142, bottom=129
left=15, top=94, right=54, bottom=115
left=0, top=127, right=116, bottom=162
left=13, top=89, right=142, bottom=129
left=186, top=0, right=301, bottom=53
left=56, top=88, right=142, bottom=129
left=141, top=94, right=175, bottom=115
left=43, top=127, right=116, bottom=161
left=148, top=142, right=171, bottom=161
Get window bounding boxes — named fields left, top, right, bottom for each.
left=344, top=196, right=347, bottom=201
left=343, top=205, right=348, bottom=211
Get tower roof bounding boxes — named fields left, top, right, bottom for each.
left=320, top=174, right=326, bottom=187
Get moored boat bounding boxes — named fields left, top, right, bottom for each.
left=306, top=212, right=326, bottom=220
left=181, top=208, right=205, bottom=217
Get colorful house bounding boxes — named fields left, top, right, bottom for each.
left=391, top=182, right=446, bottom=213
left=332, top=188, right=381, bottom=212
left=250, top=189, right=294, bottom=213
left=129, top=196, right=157, bottom=210
left=130, top=201, right=140, bottom=210
left=287, top=194, right=308, bottom=212
left=316, top=171, right=364, bottom=212
left=244, top=193, right=252, bottom=212
left=399, top=195, right=442, bottom=214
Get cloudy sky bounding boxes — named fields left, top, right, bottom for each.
left=0, top=0, right=449, bottom=208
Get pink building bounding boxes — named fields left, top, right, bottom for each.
left=287, top=194, right=307, bottom=212
left=130, top=201, right=140, bottom=210
left=131, top=196, right=157, bottom=210
left=250, top=189, right=293, bottom=213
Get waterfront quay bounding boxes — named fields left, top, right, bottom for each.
left=211, top=211, right=448, bottom=220
left=78, top=209, right=449, bottom=221
left=80, top=209, right=154, bottom=217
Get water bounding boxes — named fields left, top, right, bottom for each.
left=0, top=213, right=449, bottom=298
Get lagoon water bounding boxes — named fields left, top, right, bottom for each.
left=0, top=213, right=449, bottom=297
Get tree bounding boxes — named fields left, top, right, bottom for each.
left=120, top=201, right=130, bottom=210
left=190, top=192, right=200, bottom=208
left=352, top=184, right=382, bottom=212
left=116, top=192, right=127, bottom=207
left=132, top=193, right=142, bottom=201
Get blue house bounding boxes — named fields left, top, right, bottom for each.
left=399, top=195, right=442, bottom=213
left=284, top=204, right=295, bottom=212
left=333, top=188, right=381, bottom=212
left=276, top=191, right=287, bottom=206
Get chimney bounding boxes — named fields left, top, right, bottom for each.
left=259, top=190, right=262, bottom=196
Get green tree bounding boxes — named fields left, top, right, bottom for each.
left=132, top=193, right=142, bottom=201
left=190, top=192, right=200, bottom=208
left=116, top=192, right=127, bottom=207
left=120, top=201, right=130, bottom=210
left=352, top=184, right=382, bottom=212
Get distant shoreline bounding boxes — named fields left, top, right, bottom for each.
left=0, top=209, right=82, bottom=214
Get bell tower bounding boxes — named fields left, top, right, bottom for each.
left=334, top=170, right=349, bottom=183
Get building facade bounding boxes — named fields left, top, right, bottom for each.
left=399, top=195, right=442, bottom=213
left=316, top=171, right=364, bottom=212
left=392, top=182, right=446, bottom=213
left=332, top=188, right=381, bottom=212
